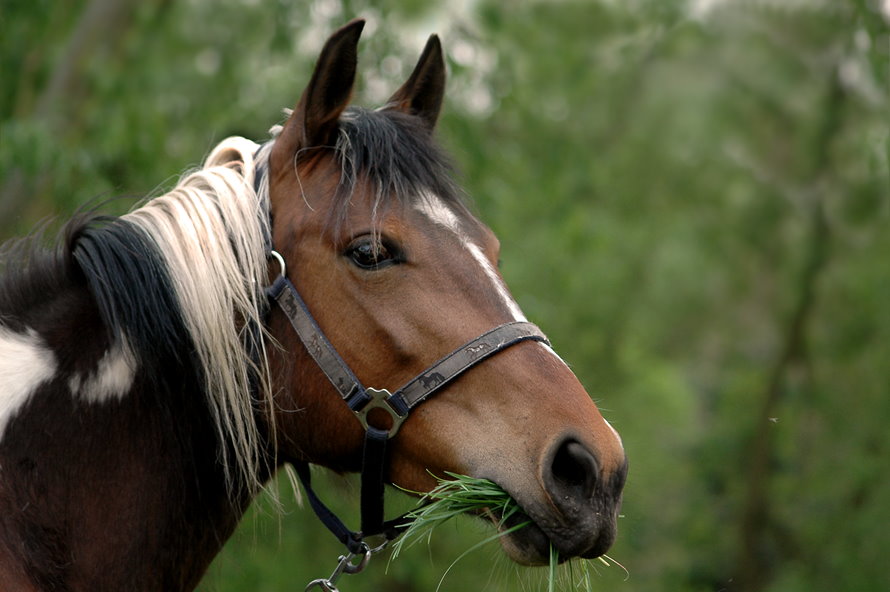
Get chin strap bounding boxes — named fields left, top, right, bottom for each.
left=265, top=252, right=549, bottom=588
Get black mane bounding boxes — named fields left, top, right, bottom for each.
left=0, top=219, right=85, bottom=332
left=0, top=214, right=190, bottom=370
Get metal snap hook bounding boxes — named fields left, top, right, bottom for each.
left=304, top=578, right=338, bottom=592
left=340, top=543, right=372, bottom=575
left=305, top=544, right=371, bottom=592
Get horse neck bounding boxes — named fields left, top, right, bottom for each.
left=0, top=272, right=261, bottom=591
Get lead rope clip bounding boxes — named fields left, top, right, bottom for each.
left=304, top=543, right=372, bottom=592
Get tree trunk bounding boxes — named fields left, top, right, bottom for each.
left=733, top=67, right=845, bottom=592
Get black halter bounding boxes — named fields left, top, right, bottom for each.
left=265, top=250, right=549, bottom=556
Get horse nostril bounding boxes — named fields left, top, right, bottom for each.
left=548, top=439, right=598, bottom=503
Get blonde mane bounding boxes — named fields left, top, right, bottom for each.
left=124, top=136, right=275, bottom=494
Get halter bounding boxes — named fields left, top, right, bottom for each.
left=264, top=250, right=548, bottom=590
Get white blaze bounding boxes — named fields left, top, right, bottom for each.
left=415, top=193, right=463, bottom=235
left=416, top=194, right=591, bottom=369
left=415, top=194, right=526, bottom=322
left=465, top=243, right=527, bottom=322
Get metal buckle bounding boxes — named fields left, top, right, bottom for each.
left=353, top=388, right=405, bottom=437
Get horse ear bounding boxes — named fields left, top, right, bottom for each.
left=385, top=34, right=445, bottom=130
left=272, top=19, right=364, bottom=171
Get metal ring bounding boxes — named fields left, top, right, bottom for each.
left=269, top=250, right=286, bottom=278
left=363, top=534, right=391, bottom=555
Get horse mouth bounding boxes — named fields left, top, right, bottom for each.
left=490, top=506, right=554, bottom=566
left=473, top=492, right=617, bottom=566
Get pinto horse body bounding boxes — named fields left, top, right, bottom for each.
left=0, top=21, right=626, bottom=591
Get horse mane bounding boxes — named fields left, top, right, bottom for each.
left=0, top=136, right=275, bottom=496
left=113, top=136, right=273, bottom=494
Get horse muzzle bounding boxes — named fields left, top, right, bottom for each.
left=491, top=436, right=628, bottom=565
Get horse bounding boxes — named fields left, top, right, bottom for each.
left=0, top=20, right=627, bottom=591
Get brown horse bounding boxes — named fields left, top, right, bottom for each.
left=0, top=20, right=626, bottom=591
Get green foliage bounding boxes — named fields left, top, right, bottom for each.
left=3, top=0, right=889, bottom=591
left=390, top=472, right=527, bottom=562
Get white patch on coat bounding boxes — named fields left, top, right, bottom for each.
left=0, top=326, right=57, bottom=440
left=415, top=194, right=527, bottom=322
left=69, top=338, right=137, bottom=403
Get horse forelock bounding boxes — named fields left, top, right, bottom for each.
left=325, top=107, right=464, bottom=232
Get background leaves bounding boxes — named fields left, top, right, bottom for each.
left=2, top=1, right=888, bottom=590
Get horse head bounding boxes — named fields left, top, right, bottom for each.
left=264, top=20, right=627, bottom=565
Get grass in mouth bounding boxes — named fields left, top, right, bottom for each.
left=391, top=472, right=626, bottom=591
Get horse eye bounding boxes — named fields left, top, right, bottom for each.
left=346, top=237, right=399, bottom=270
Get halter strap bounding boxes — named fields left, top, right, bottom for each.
left=266, top=273, right=548, bottom=437
left=265, top=254, right=549, bottom=551
left=267, top=274, right=365, bottom=403
left=393, top=321, right=549, bottom=411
